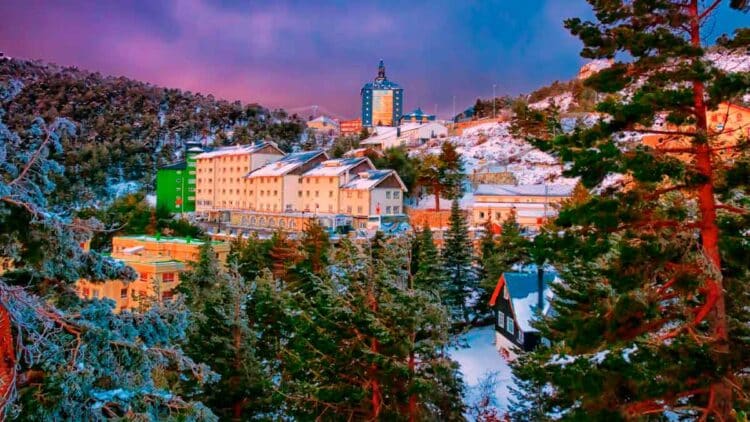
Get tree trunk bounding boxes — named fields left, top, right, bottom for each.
left=0, top=303, right=16, bottom=414
left=688, top=0, right=732, bottom=417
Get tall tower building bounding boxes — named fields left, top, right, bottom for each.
left=361, top=60, right=403, bottom=127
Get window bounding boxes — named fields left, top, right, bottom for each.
left=357, top=206, right=363, bottom=214
left=93, top=290, right=100, bottom=299
left=506, top=317, right=515, bottom=335
left=162, top=291, right=174, bottom=301
left=386, top=191, right=391, bottom=199
left=386, top=206, right=392, bottom=214
left=498, top=310, right=505, bottom=327
left=315, top=191, right=319, bottom=197
left=357, top=192, right=363, bottom=199
left=140, top=272, right=149, bottom=282
left=163, top=272, right=175, bottom=283
left=394, top=206, right=400, bottom=214
left=518, top=330, right=524, bottom=343
left=479, top=211, right=485, bottom=219
left=82, top=287, right=90, bottom=297
left=394, top=191, right=400, bottom=199
left=347, top=206, right=352, bottom=213
left=120, top=288, right=128, bottom=299
left=329, top=191, right=334, bottom=198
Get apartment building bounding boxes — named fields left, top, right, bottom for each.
left=471, top=184, right=574, bottom=230
left=341, top=169, right=407, bottom=227
left=298, top=157, right=374, bottom=214
left=195, top=142, right=285, bottom=211
left=246, top=150, right=329, bottom=213
left=77, top=235, right=230, bottom=312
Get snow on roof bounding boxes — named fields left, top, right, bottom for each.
left=341, top=169, right=405, bottom=191
left=360, top=126, right=399, bottom=145
left=248, top=150, right=326, bottom=177
left=308, top=116, right=339, bottom=126
left=158, top=160, right=187, bottom=170
left=194, top=142, right=281, bottom=159
left=474, top=184, right=574, bottom=197
left=302, top=157, right=370, bottom=177
left=503, top=271, right=558, bottom=332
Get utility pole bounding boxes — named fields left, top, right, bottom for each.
left=452, top=95, right=456, bottom=130
left=493, top=84, right=497, bottom=119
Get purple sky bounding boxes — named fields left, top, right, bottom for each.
left=0, top=0, right=746, bottom=119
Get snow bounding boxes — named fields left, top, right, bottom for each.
left=341, top=170, right=399, bottom=190
left=450, top=325, right=515, bottom=417
left=529, top=92, right=575, bottom=112
left=107, top=180, right=141, bottom=199
left=249, top=150, right=325, bottom=177
left=194, top=142, right=279, bottom=159
left=706, top=50, right=750, bottom=73
left=413, top=122, right=578, bottom=186
left=302, top=158, right=369, bottom=177
left=475, top=184, right=574, bottom=197
left=145, top=194, right=157, bottom=207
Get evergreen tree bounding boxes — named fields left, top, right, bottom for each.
left=413, top=224, right=447, bottom=292
left=0, top=82, right=213, bottom=419
left=416, top=141, right=465, bottom=212
left=512, top=1, right=750, bottom=419
left=178, top=246, right=273, bottom=419
left=442, top=200, right=477, bottom=325
left=280, top=236, right=464, bottom=420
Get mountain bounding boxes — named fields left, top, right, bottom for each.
left=0, top=58, right=305, bottom=206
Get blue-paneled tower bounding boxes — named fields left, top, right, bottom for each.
left=361, top=60, right=403, bottom=127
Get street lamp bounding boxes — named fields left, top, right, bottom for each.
left=492, top=84, right=497, bottom=119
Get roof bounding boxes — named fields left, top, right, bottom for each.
left=474, top=184, right=574, bottom=197
left=360, top=126, right=399, bottom=145
left=308, top=116, right=339, bottom=126
left=248, top=150, right=327, bottom=177
left=489, top=270, right=558, bottom=332
left=194, top=141, right=283, bottom=159
left=302, top=157, right=371, bottom=177
left=158, top=161, right=187, bottom=171
left=402, top=107, right=435, bottom=118
left=341, top=169, right=407, bottom=191
left=117, top=234, right=223, bottom=245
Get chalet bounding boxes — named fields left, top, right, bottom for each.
left=489, top=269, right=557, bottom=358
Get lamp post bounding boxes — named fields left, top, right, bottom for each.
left=492, top=84, right=497, bottom=119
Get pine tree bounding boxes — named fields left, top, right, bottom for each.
left=0, top=82, right=214, bottom=419
left=512, top=1, right=750, bottom=419
left=442, top=199, right=477, bottom=325
left=416, top=141, right=465, bottom=212
left=280, top=236, right=464, bottom=420
left=413, top=224, right=447, bottom=291
left=179, top=247, right=274, bottom=419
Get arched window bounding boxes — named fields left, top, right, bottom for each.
left=258, top=217, right=266, bottom=227
left=268, top=218, right=276, bottom=227
left=250, top=217, right=257, bottom=226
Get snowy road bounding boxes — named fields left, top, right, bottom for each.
left=450, top=325, right=515, bottom=416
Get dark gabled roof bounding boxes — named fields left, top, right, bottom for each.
left=158, top=161, right=187, bottom=170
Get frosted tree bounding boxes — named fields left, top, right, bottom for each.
left=0, top=81, right=215, bottom=420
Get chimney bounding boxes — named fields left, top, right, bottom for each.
left=537, top=266, right=544, bottom=313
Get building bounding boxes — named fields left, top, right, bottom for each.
left=341, top=169, right=407, bottom=228
left=642, top=102, right=750, bottom=161
left=110, top=235, right=230, bottom=264
left=361, top=60, right=403, bottom=127
left=77, top=235, right=230, bottom=312
left=156, top=147, right=203, bottom=213
left=469, top=163, right=517, bottom=188
left=360, top=122, right=448, bottom=151
left=400, top=107, right=436, bottom=124
left=340, top=118, right=363, bottom=136
left=489, top=270, right=557, bottom=357
left=299, top=157, right=374, bottom=214
left=246, top=150, right=330, bottom=213
left=195, top=142, right=285, bottom=212
left=472, top=184, right=574, bottom=231
left=306, top=116, right=340, bottom=136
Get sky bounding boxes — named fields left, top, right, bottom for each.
left=0, top=0, right=746, bottom=119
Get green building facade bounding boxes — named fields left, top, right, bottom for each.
left=156, top=148, right=201, bottom=213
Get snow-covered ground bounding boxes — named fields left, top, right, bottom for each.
left=450, top=325, right=515, bottom=418
left=529, top=91, right=575, bottom=112
left=413, top=122, right=578, bottom=186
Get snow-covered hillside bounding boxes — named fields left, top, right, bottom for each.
left=414, top=122, right=578, bottom=186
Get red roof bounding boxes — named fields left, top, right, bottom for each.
left=488, top=274, right=506, bottom=307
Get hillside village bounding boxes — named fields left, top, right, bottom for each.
left=0, top=1, right=748, bottom=418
